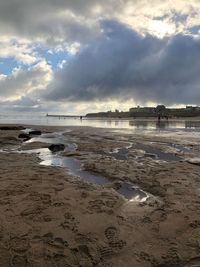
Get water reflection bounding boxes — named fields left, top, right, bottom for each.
left=156, top=121, right=169, bottom=129
left=185, top=121, right=200, bottom=128
left=1, top=114, right=200, bottom=130
left=38, top=149, right=149, bottom=201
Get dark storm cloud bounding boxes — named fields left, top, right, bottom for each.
left=44, top=20, right=200, bottom=105
left=0, top=0, right=122, bottom=46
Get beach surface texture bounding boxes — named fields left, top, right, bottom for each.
left=0, top=124, right=200, bottom=267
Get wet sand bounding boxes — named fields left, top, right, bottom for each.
left=0, top=124, right=200, bottom=267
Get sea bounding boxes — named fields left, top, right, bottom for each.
left=1, top=113, right=200, bottom=134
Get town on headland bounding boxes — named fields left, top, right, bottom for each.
left=86, top=105, right=200, bottom=118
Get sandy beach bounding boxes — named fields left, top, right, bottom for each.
left=0, top=124, right=200, bottom=267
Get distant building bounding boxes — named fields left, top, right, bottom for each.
left=86, top=104, right=200, bottom=118
left=155, top=105, right=167, bottom=115
left=129, top=107, right=155, bottom=113
left=186, top=106, right=200, bottom=111
left=156, top=105, right=166, bottom=111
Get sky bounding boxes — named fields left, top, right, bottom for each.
left=1, top=0, right=200, bottom=115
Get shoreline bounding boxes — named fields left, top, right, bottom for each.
left=85, top=116, right=200, bottom=121
left=0, top=124, right=200, bottom=266
left=1, top=117, right=200, bottom=132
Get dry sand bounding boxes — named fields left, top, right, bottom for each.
left=0, top=124, right=200, bottom=267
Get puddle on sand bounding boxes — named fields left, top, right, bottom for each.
left=41, top=155, right=109, bottom=185
left=21, top=128, right=33, bottom=134
left=132, top=143, right=181, bottom=161
left=24, top=128, right=181, bottom=162
left=25, top=132, right=66, bottom=145
left=117, top=183, right=148, bottom=202
left=21, top=129, right=149, bottom=202
left=40, top=150, right=148, bottom=201
left=25, top=131, right=78, bottom=152
left=26, top=136, right=63, bottom=144
left=111, top=147, right=129, bottom=160
left=174, top=144, right=200, bottom=158
left=111, top=143, right=181, bottom=162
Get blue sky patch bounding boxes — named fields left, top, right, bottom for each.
left=188, top=25, right=200, bottom=34
left=0, top=58, right=19, bottom=75
left=35, top=47, right=71, bottom=70
left=0, top=57, right=32, bottom=75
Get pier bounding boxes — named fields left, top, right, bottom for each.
left=46, top=114, right=84, bottom=118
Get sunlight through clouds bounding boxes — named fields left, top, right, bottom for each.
left=0, top=0, right=200, bottom=113
left=148, top=20, right=175, bottom=38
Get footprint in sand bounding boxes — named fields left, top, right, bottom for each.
left=74, top=232, right=114, bottom=265
left=0, top=246, right=11, bottom=266
left=10, top=236, right=30, bottom=254
left=40, top=233, right=75, bottom=266
left=43, top=232, right=68, bottom=248
left=10, top=255, right=28, bottom=267
left=9, top=236, right=31, bottom=267
left=96, top=259, right=114, bottom=267
left=53, top=182, right=64, bottom=192
left=183, top=256, right=200, bottom=267
left=153, top=256, right=200, bottom=267
left=139, top=251, right=157, bottom=265
left=40, top=193, right=52, bottom=204
left=60, top=212, right=79, bottom=233
left=98, top=245, right=114, bottom=258
left=81, top=191, right=88, bottom=198
left=52, top=254, right=73, bottom=267
left=189, top=220, right=200, bottom=229
left=87, top=199, right=115, bottom=214
left=21, top=205, right=42, bottom=218
left=152, top=248, right=182, bottom=267
left=74, top=245, right=95, bottom=267
left=88, top=199, right=105, bottom=213
left=105, top=226, right=126, bottom=251
left=52, top=201, right=65, bottom=207
left=105, top=198, right=118, bottom=208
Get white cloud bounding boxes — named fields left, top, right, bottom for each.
left=67, top=42, right=81, bottom=55
left=148, top=20, right=175, bottom=38
left=0, top=39, right=37, bottom=64
left=58, top=60, right=67, bottom=69
left=0, top=60, right=52, bottom=100
left=0, top=74, right=7, bottom=80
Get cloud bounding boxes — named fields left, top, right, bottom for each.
left=0, top=39, right=37, bottom=65
left=1, top=0, right=200, bottom=48
left=1, top=0, right=200, bottom=111
left=0, top=96, right=42, bottom=112
left=44, top=20, right=200, bottom=105
left=0, top=0, right=104, bottom=48
left=1, top=0, right=200, bottom=66
left=0, top=60, right=52, bottom=100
